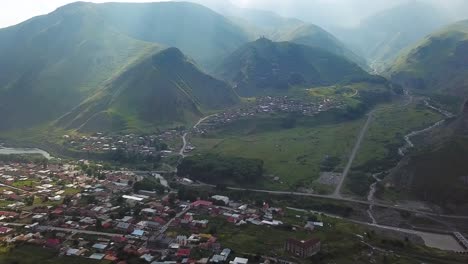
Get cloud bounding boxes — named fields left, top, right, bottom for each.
left=1, top=0, right=467, bottom=29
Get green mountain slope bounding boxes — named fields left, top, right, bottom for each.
left=0, top=1, right=242, bottom=132
left=58, top=47, right=239, bottom=132
left=215, top=38, right=370, bottom=97
left=388, top=20, right=468, bottom=98
left=0, top=2, right=161, bottom=130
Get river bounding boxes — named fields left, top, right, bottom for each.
left=398, top=100, right=453, bottom=156
left=0, top=146, right=52, bottom=159
left=365, top=98, right=456, bottom=241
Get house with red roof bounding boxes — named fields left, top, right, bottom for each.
left=45, top=238, right=61, bottom=248
left=191, top=200, right=213, bottom=207
left=176, top=248, right=191, bottom=258
left=154, top=216, right=167, bottom=225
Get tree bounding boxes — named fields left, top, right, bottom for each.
left=96, top=219, right=102, bottom=230
left=62, top=196, right=72, bottom=205
left=25, top=196, right=34, bottom=206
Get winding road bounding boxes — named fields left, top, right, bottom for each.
left=179, top=113, right=217, bottom=158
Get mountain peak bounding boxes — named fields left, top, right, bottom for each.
left=255, top=37, right=273, bottom=43
left=153, top=47, right=186, bottom=61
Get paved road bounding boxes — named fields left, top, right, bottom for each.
left=156, top=206, right=191, bottom=236
left=221, top=185, right=468, bottom=219
left=0, top=183, right=30, bottom=193
left=333, top=111, right=374, bottom=197
left=37, top=226, right=124, bottom=237
left=2, top=207, right=192, bottom=239
left=179, top=132, right=188, bottom=158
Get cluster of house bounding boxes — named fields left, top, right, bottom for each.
left=193, top=96, right=341, bottom=134
left=0, top=162, right=85, bottom=209
left=0, top=159, right=323, bottom=263
left=62, top=131, right=179, bottom=156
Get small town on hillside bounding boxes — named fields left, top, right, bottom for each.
left=0, top=159, right=325, bottom=264
left=193, top=96, right=342, bottom=134
left=61, top=96, right=343, bottom=156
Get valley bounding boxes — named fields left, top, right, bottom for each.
left=0, top=1, right=468, bottom=263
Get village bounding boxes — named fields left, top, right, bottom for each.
left=193, top=96, right=342, bottom=135
left=60, top=96, right=342, bottom=158
left=62, top=130, right=182, bottom=158
left=0, top=159, right=325, bottom=264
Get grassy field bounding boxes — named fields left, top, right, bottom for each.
left=189, top=81, right=396, bottom=192
left=344, top=99, right=444, bottom=197
left=354, top=100, right=444, bottom=167
left=191, top=113, right=365, bottom=192
left=11, top=180, right=38, bottom=188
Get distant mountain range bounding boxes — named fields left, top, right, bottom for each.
left=1, top=0, right=467, bottom=133
left=0, top=1, right=375, bottom=132
left=197, top=1, right=367, bottom=69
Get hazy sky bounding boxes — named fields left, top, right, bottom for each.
left=1, top=0, right=467, bottom=29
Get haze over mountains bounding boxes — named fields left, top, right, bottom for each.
left=0, top=0, right=467, bottom=133
left=332, top=1, right=454, bottom=68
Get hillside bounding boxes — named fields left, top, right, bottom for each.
left=58, top=47, right=239, bottom=132
left=0, top=2, right=161, bottom=130
left=388, top=20, right=468, bottom=101
left=0, top=1, right=243, bottom=132
left=388, top=101, right=468, bottom=213
left=334, top=1, right=451, bottom=69
left=215, top=38, right=370, bottom=97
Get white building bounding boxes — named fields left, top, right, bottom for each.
left=211, top=195, right=229, bottom=205
left=230, top=257, right=248, bottom=264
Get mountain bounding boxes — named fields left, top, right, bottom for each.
left=0, top=2, right=161, bottom=130
left=388, top=101, right=468, bottom=213
left=92, top=1, right=250, bottom=66
left=0, top=1, right=239, bottom=132
left=333, top=1, right=452, bottom=70
left=215, top=38, right=370, bottom=97
left=58, top=47, right=239, bottom=132
left=273, top=24, right=368, bottom=69
left=388, top=20, right=468, bottom=99
left=189, top=0, right=366, bottom=69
